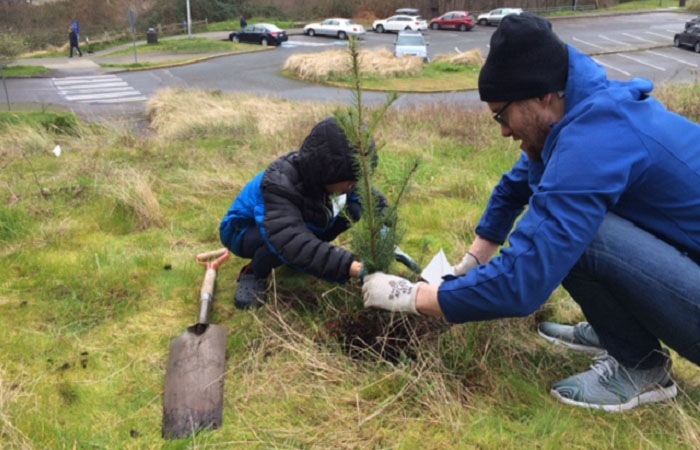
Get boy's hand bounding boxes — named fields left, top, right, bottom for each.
left=349, top=261, right=364, bottom=278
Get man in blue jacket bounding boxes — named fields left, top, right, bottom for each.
left=362, top=13, right=700, bottom=411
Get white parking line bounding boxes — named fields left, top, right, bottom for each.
left=622, top=33, right=658, bottom=44
left=56, top=82, right=129, bottom=90
left=59, top=86, right=136, bottom=95
left=573, top=37, right=604, bottom=49
left=53, top=75, right=146, bottom=104
left=53, top=76, right=122, bottom=86
left=282, top=40, right=340, bottom=47
left=593, top=57, right=631, bottom=76
left=598, top=35, right=632, bottom=47
left=87, top=96, right=148, bottom=103
left=646, top=50, right=698, bottom=67
left=64, top=91, right=144, bottom=101
left=616, top=53, right=666, bottom=71
left=644, top=31, right=671, bottom=40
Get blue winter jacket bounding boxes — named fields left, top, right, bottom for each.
left=438, top=46, right=700, bottom=323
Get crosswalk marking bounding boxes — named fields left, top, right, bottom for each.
left=52, top=75, right=146, bottom=104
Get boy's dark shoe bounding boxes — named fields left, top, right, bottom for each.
left=235, top=265, right=267, bottom=310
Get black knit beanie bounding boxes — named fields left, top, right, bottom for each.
left=478, top=13, right=569, bottom=102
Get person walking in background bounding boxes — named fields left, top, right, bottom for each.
left=68, top=25, right=82, bottom=57
left=362, top=13, right=700, bottom=412
left=239, top=15, right=247, bottom=30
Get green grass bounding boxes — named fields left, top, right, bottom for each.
left=542, top=0, right=681, bottom=17
left=295, top=61, right=481, bottom=92
left=105, top=37, right=241, bottom=57
left=206, top=17, right=300, bottom=32
left=0, top=85, right=699, bottom=448
left=1, top=65, right=50, bottom=78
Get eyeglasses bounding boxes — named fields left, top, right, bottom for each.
left=492, top=101, right=513, bottom=127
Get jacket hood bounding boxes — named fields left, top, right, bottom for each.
left=297, top=117, right=359, bottom=193
left=542, top=46, right=654, bottom=164
left=563, top=45, right=653, bottom=115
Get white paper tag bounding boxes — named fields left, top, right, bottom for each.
left=52, top=145, right=61, bottom=157
left=420, top=249, right=455, bottom=285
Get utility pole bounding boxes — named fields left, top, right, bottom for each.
left=186, top=0, right=192, bottom=39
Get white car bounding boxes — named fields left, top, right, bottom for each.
left=303, top=18, right=366, bottom=39
left=477, top=8, right=523, bottom=26
left=372, top=15, right=428, bottom=33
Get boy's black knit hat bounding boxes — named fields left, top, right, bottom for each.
left=478, top=13, right=569, bottom=102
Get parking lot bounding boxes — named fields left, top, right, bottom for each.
left=280, top=12, right=699, bottom=83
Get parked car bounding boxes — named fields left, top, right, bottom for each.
left=229, top=24, right=288, bottom=46
left=686, top=17, right=700, bottom=30
left=303, top=18, right=365, bottom=39
left=373, top=14, right=428, bottom=33
left=477, top=8, right=523, bottom=26
left=394, top=30, right=429, bottom=62
left=429, top=10, right=476, bottom=31
left=674, top=25, right=700, bottom=53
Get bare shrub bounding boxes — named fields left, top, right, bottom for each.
left=283, top=48, right=423, bottom=81
left=687, top=0, right=700, bottom=13
left=101, top=168, right=164, bottom=230
left=0, top=33, right=28, bottom=66
left=433, top=48, right=483, bottom=66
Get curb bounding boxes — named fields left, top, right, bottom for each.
left=100, top=46, right=275, bottom=73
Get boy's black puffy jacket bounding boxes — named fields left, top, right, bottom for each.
left=220, top=118, right=387, bottom=283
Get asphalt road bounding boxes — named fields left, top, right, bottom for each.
left=4, top=11, right=699, bottom=122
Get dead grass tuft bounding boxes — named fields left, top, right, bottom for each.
left=433, top=48, right=484, bottom=66
left=100, top=167, right=164, bottom=230
left=0, top=366, right=33, bottom=450
left=283, top=49, right=423, bottom=81
left=654, top=81, right=700, bottom=123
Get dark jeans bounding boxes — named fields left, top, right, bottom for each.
left=234, top=226, right=282, bottom=279
left=70, top=43, right=82, bottom=57
left=562, top=213, right=700, bottom=369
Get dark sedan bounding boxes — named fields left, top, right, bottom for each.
left=674, top=25, right=700, bottom=53
left=229, top=23, right=288, bottom=46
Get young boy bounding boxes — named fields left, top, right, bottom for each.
left=220, top=117, right=387, bottom=309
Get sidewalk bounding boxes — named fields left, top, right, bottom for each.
left=11, top=29, right=274, bottom=75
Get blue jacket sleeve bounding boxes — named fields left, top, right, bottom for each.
left=475, top=155, right=533, bottom=244
left=438, top=112, right=649, bottom=323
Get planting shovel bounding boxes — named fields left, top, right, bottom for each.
left=162, top=248, right=230, bottom=439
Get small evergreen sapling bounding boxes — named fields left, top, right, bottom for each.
left=334, top=36, right=419, bottom=275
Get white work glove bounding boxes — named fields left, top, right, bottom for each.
left=453, top=252, right=480, bottom=277
left=362, top=272, right=424, bottom=315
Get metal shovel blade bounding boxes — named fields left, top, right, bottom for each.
left=162, top=323, right=227, bottom=439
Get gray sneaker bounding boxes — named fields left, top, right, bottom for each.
left=538, top=322, right=605, bottom=355
left=551, top=351, right=677, bottom=412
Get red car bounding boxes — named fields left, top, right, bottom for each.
left=429, top=11, right=475, bottom=31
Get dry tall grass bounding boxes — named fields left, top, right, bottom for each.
left=0, top=366, right=33, bottom=450
left=283, top=49, right=424, bottom=81
left=147, top=88, right=333, bottom=144
left=100, top=168, right=164, bottom=230
left=433, top=48, right=483, bottom=66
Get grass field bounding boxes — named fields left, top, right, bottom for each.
left=105, top=38, right=244, bottom=57
left=2, top=65, right=50, bottom=78
left=1, top=85, right=699, bottom=448
left=206, top=18, right=300, bottom=32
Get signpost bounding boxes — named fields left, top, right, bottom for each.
left=0, top=53, right=10, bottom=111
left=128, top=7, right=138, bottom=64
left=186, top=0, right=192, bottom=39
